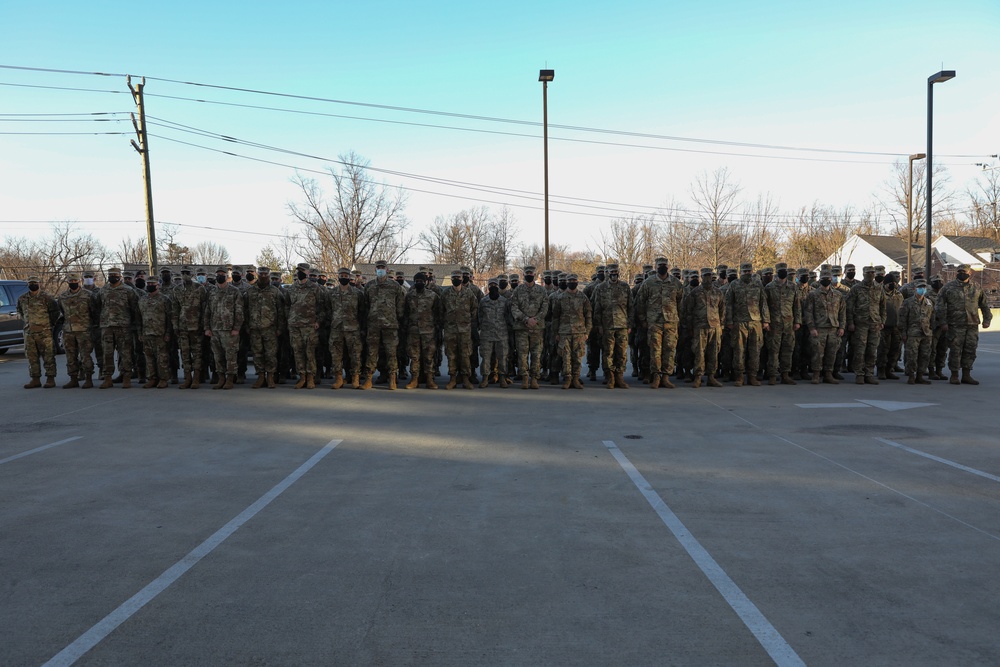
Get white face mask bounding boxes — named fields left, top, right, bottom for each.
left=196, top=275, right=207, bottom=284
left=83, top=277, right=95, bottom=286
left=376, top=269, right=386, bottom=278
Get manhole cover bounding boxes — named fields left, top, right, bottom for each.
left=624, top=435, right=643, bottom=440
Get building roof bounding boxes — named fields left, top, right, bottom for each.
left=855, top=235, right=919, bottom=265
left=939, top=235, right=999, bottom=254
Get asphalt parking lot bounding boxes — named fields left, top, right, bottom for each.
left=3, top=336, right=1000, bottom=666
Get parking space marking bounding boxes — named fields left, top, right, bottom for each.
left=30, top=396, right=129, bottom=425
left=876, top=438, right=1000, bottom=483
left=0, top=436, right=83, bottom=466
left=603, top=440, right=806, bottom=667
left=42, top=438, right=343, bottom=667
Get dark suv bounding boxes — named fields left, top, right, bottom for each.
left=0, top=280, right=64, bottom=355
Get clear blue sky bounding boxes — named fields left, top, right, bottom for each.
left=2, top=0, right=998, bottom=265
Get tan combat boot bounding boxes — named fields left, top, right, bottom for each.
left=212, top=373, right=226, bottom=389
left=157, top=379, right=168, bottom=388
left=351, top=374, right=360, bottom=389
left=961, top=369, right=980, bottom=385
left=63, top=377, right=79, bottom=389
left=781, top=372, right=797, bottom=385
left=294, top=375, right=306, bottom=389
left=522, top=375, right=530, bottom=390
left=43, top=376, right=56, bottom=388
left=530, top=377, right=539, bottom=389
left=768, top=375, right=778, bottom=386
left=561, top=375, right=572, bottom=389
left=606, top=373, right=616, bottom=389
left=748, top=375, right=761, bottom=386
left=359, top=375, right=372, bottom=390
left=707, top=376, right=723, bottom=388
left=692, top=376, right=702, bottom=388
left=306, top=373, right=317, bottom=389
left=387, top=374, right=396, bottom=390
left=571, top=376, right=584, bottom=389
left=616, top=372, right=630, bottom=389
left=425, top=373, right=438, bottom=389
left=916, top=373, right=932, bottom=385
left=121, top=375, right=132, bottom=389
left=180, top=373, right=192, bottom=389
left=252, top=374, right=266, bottom=389
left=479, top=376, right=490, bottom=388
left=733, top=376, right=744, bottom=387
left=265, top=373, right=276, bottom=389
left=949, top=370, right=960, bottom=385
left=143, top=377, right=157, bottom=389
left=649, top=375, right=661, bottom=389
left=332, top=374, right=345, bottom=390
left=811, top=372, right=821, bottom=385
left=190, top=375, right=201, bottom=389
left=499, top=375, right=509, bottom=388
left=404, top=374, right=419, bottom=389
left=462, top=374, right=474, bottom=390
left=24, top=377, right=41, bottom=389
left=446, top=375, right=457, bottom=390
left=824, top=371, right=840, bottom=385
left=222, top=374, right=235, bottom=390
left=82, top=376, right=94, bottom=389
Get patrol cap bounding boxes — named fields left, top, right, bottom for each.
left=727, top=269, right=738, bottom=278
left=272, top=270, right=283, bottom=277
left=319, top=270, right=329, bottom=278
left=911, top=268, right=925, bottom=276
left=108, top=267, right=122, bottom=275
left=308, top=267, right=318, bottom=277
left=180, top=265, right=193, bottom=274
left=487, top=277, right=499, bottom=286
left=762, top=267, right=774, bottom=275
left=596, top=265, right=606, bottom=272
left=716, top=264, right=728, bottom=272
left=135, top=268, right=147, bottom=277
left=740, top=263, right=752, bottom=272
left=820, top=269, right=832, bottom=278
left=66, top=273, right=81, bottom=282
left=450, top=270, right=462, bottom=278
left=523, top=265, right=536, bottom=274
left=557, top=272, right=568, bottom=280
left=196, top=266, right=207, bottom=275
left=566, top=273, right=579, bottom=281
left=820, top=264, right=831, bottom=271
left=296, top=262, right=311, bottom=272
left=606, top=263, right=619, bottom=271
left=654, top=257, right=668, bottom=266
left=874, top=265, right=885, bottom=273
left=700, top=267, right=714, bottom=276
left=844, top=263, right=856, bottom=270
left=231, top=265, right=242, bottom=273
left=671, top=267, right=681, bottom=276
left=395, top=270, right=404, bottom=278
left=375, top=259, right=388, bottom=268
left=83, top=270, right=95, bottom=279
left=913, top=278, right=928, bottom=288
left=634, top=274, right=644, bottom=282
left=642, top=264, right=653, bottom=272
left=418, top=266, right=429, bottom=273
left=956, top=263, right=971, bottom=271
left=258, top=265, right=272, bottom=274
left=774, top=262, right=787, bottom=271
left=796, top=267, right=808, bottom=275
left=122, top=270, right=134, bottom=278
left=215, top=266, right=228, bottom=274
left=832, top=265, right=843, bottom=276
left=497, top=273, right=509, bottom=280
left=337, top=267, right=351, bottom=275
left=413, top=271, right=427, bottom=282
left=509, top=273, right=520, bottom=280
left=862, top=265, right=875, bottom=274
left=27, top=275, right=41, bottom=283
left=930, top=274, right=943, bottom=282
left=460, top=266, right=472, bottom=274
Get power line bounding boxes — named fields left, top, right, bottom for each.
left=0, top=81, right=125, bottom=95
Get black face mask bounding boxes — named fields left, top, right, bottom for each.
left=609, top=274, right=619, bottom=283
left=415, top=281, right=426, bottom=291
left=596, top=273, right=605, bottom=282
left=932, top=281, right=943, bottom=289
left=524, top=275, right=534, bottom=284
left=246, top=273, right=255, bottom=282
left=296, top=271, right=308, bottom=281
left=29, top=283, right=40, bottom=292
left=160, top=272, right=171, bottom=283
left=820, top=278, right=832, bottom=287
left=219, top=274, right=230, bottom=284
left=135, top=278, right=146, bottom=289
left=320, top=278, right=330, bottom=287
left=451, top=278, right=462, bottom=286
left=462, top=275, right=470, bottom=284
left=799, top=275, right=810, bottom=284
left=182, top=274, right=193, bottom=283
left=109, top=275, right=121, bottom=284
left=567, top=281, right=579, bottom=290
left=231, top=274, right=242, bottom=284
left=395, top=278, right=404, bottom=286
left=656, top=266, right=668, bottom=276
left=147, top=284, right=158, bottom=293
left=690, top=278, right=700, bottom=287
left=309, top=276, right=318, bottom=283
left=762, top=274, right=772, bottom=284
left=957, top=272, right=970, bottom=282
left=776, top=270, right=788, bottom=280
left=498, top=280, right=508, bottom=290
left=543, top=277, right=552, bottom=285
left=509, top=280, right=519, bottom=289
left=338, top=277, right=350, bottom=286
left=68, top=283, right=80, bottom=291
left=489, top=287, right=500, bottom=299
left=558, top=281, right=567, bottom=290
left=846, top=271, right=856, bottom=279
left=874, top=275, right=884, bottom=283
left=884, top=280, right=896, bottom=289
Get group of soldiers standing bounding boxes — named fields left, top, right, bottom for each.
left=16, top=255, right=993, bottom=391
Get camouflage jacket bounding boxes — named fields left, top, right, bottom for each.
left=882, top=287, right=904, bottom=329
left=440, top=285, right=479, bottom=333
left=172, top=281, right=207, bottom=332
left=17, top=290, right=60, bottom=333
left=592, top=280, right=632, bottom=330
left=285, top=280, right=323, bottom=329
left=552, top=290, right=592, bottom=335
left=478, top=295, right=512, bottom=341
left=403, top=287, right=440, bottom=336
left=899, top=295, right=935, bottom=337
left=845, top=280, right=886, bottom=328
left=329, top=285, right=366, bottom=333
left=764, top=280, right=802, bottom=330
left=510, top=283, right=549, bottom=331
left=97, top=283, right=139, bottom=328
left=725, top=278, right=770, bottom=326
left=365, top=277, right=405, bottom=329
left=138, top=292, right=172, bottom=337
left=206, top=283, right=245, bottom=332
left=681, top=284, right=725, bottom=329
left=803, top=287, right=846, bottom=330
left=634, top=274, right=683, bottom=327
left=935, top=279, right=992, bottom=328
left=57, top=288, right=96, bottom=333
left=246, top=282, right=286, bottom=332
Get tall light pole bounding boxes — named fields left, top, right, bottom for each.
left=907, top=152, right=926, bottom=282
left=926, top=70, right=955, bottom=280
left=539, top=69, right=554, bottom=272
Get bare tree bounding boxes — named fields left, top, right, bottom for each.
left=598, top=215, right=656, bottom=280
left=966, top=168, right=1000, bottom=241
left=288, top=151, right=413, bottom=269
left=690, top=167, right=743, bottom=268
left=881, top=159, right=953, bottom=245
left=157, top=222, right=192, bottom=264
left=117, top=236, right=149, bottom=267
left=0, top=222, right=108, bottom=292
left=657, top=201, right=702, bottom=270
left=190, top=241, right=231, bottom=266
left=487, top=206, right=519, bottom=273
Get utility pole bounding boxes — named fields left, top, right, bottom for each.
left=128, top=75, right=157, bottom=273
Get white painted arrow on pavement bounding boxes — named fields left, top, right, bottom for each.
left=796, top=400, right=938, bottom=411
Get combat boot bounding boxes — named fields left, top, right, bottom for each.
left=446, top=375, right=458, bottom=390
left=587, top=369, right=597, bottom=382
left=616, top=373, right=631, bottom=389
left=649, top=375, right=661, bottom=389
left=659, top=375, right=673, bottom=389
left=252, top=374, right=266, bottom=389
left=190, top=375, right=201, bottom=389
left=561, top=375, right=572, bottom=389
left=864, top=375, right=879, bottom=385
left=425, top=373, right=438, bottom=389
left=180, top=373, right=192, bottom=389
left=222, top=374, right=235, bottom=390
left=907, top=374, right=916, bottom=385
left=306, top=373, right=317, bottom=389
left=855, top=375, right=865, bottom=385
left=213, top=373, right=226, bottom=389
left=606, top=373, right=616, bottom=389
left=878, top=368, right=888, bottom=380
left=462, top=374, right=474, bottom=390
left=499, top=375, right=510, bottom=388
left=121, top=375, right=132, bottom=389
left=934, top=367, right=946, bottom=380
left=781, top=372, right=797, bottom=385
left=82, top=376, right=93, bottom=389
left=949, top=370, right=960, bottom=385
left=768, top=376, right=778, bottom=386
left=733, top=376, right=744, bottom=387
left=810, top=372, right=820, bottom=385
left=265, top=373, right=276, bottom=389
left=405, top=374, right=419, bottom=389
left=885, top=369, right=899, bottom=381
left=479, top=376, right=490, bottom=388
left=748, top=375, right=761, bottom=386
left=157, top=379, right=168, bottom=388
left=521, top=375, right=530, bottom=390
left=112, top=373, right=124, bottom=384
left=916, top=373, right=932, bottom=385
left=143, top=377, right=157, bottom=389
left=332, top=374, right=345, bottom=390
left=707, top=376, right=723, bottom=388
left=692, top=376, right=702, bottom=388
left=387, top=374, right=396, bottom=390
left=572, top=377, right=584, bottom=389
left=823, top=371, right=840, bottom=385
left=24, top=377, right=41, bottom=389
left=63, top=377, right=79, bottom=389
left=832, top=371, right=844, bottom=381
left=530, top=377, right=539, bottom=389
left=961, top=369, right=980, bottom=385
left=294, top=375, right=307, bottom=389
left=351, top=374, right=361, bottom=389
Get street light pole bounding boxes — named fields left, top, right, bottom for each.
left=907, top=153, right=926, bottom=282
left=926, top=70, right=955, bottom=280
left=539, top=69, right=554, bottom=272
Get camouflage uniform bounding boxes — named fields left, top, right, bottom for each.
left=329, top=276, right=367, bottom=386
left=138, top=288, right=173, bottom=385
left=403, top=279, right=439, bottom=386
left=246, top=273, right=286, bottom=383
left=509, top=267, right=549, bottom=386
left=845, top=269, right=887, bottom=382
left=935, top=267, right=992, bottom=382
left=545, top=278, right=566, bottom=383
left=802, top=279, right=846, bottom=380
left=205, top=280, right=245, bottom=381
left=478, top=284, right=512, bottom=386
left=764, top=265, right=802, bottom=384
left=634, top=264, right=683, bottom=387
left=877, top=282, right=904, bottom=379
left=681, top=271, right=726, bottom=387
left=899, top=288, right=935, bottom=382
left=97, top=273, right=140, bottom=384
left=285, top=270, right=324, bottom=384
left=591, top=267, right=633, bottom=387
left=725, top=265, right=770, bottom=385
left=552, top=278, right=592, bottom=388
left=17, top=280, right=60, bottom=385
left=172, top=272, right=208, bottom=387
left=58, top=281, right=97, bottom=384
left=440, top=277, right=479, bottom=383
left=927, top=277, right=949, bottom=377
left=363, top=271, right=406, bottom=383
left=583, top=267, right=606, bottom=380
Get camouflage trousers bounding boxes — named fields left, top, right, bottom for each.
left=365, top=327, right=398, bottom=376
left=211, top=329, right=240, bottom=376
left=587, top=327, right=603, bottom=373
left=101, top=326, right=133, bottom=378
left=851, top=323, right=881, bottom=377
left=177, top=330, right=203, bottom=377
left=692, top=326, right=722, bottom=377
left=25, top=330, right=56, bottom=378
left=330, top=329, right=362, bottom=376
left=602, top=328, right=629, bottom=374
left=766, top=326, right=796, bottom=377
left=946, top=326, right=979, bottom=371
left=876, top=327, right=902, bottom=372
left=904, top=335, right=931, bottom=376
left=90, top=325, right=104, bottom=375
left=406, top=331, right=436, bottom=377
left=480, top=338, right=508, bottom=379
left=515, top=328, right=544, bottom=379
left=810, top=328, right=841, bottom=372
left=559, top=333, right=586, bottom=378
left=290, top=326, right=318, bottom=376
left=930, top=328, right=948, bottom=372
left=251, top=329, right=279, bottom=374
left=647, top=322, right=678, bottom=377
left=63, top=330, right=94, bottom=379
left=143, top=334, right=171, bottom=380
left=732, top=322, right=764, bottom=375
left=444, top=329, right=472, bottom=376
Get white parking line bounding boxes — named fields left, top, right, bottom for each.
left=876, top=438, right=1000, bottom=483
left=42, top=438, right=343, bottom=667
left=603, top=440, right=806, bottom=667
left=0, top=436, right=83, bottom=466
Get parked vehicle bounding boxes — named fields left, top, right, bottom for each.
left=0, top=280, right=64, bottom=355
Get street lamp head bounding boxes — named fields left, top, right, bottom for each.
left=928, top=70, right=956, bottom=84
left=910, top=153, right=926, bottom=160
left=539, top=69, right=555, bottom=82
